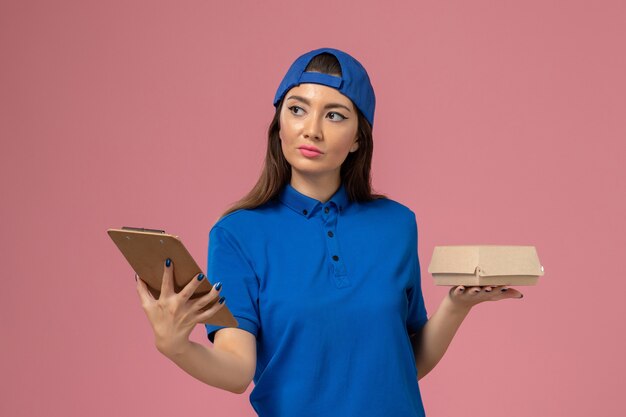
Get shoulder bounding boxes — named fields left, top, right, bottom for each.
left=360, top=196, right=417, bottom=226
left=210, top=200, right=280, bottom=240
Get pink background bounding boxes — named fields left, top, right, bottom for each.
left=2, top=1, right=624, bottom=416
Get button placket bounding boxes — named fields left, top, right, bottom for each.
left=322, top=204, right=349, bottom=287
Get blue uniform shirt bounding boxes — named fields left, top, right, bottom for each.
left=205, top=182, right=429, bottom=417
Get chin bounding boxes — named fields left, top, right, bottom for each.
left=292, top=165, right=325, bottom=175
left=292, top=163, right=343, bottom=180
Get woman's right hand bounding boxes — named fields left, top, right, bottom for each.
left=135, top=258, right=225, bottom=357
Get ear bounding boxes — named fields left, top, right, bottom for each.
left=350, top=138, right=359, bottom=153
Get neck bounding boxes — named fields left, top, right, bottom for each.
left=290, top=171, right=341, bottom=203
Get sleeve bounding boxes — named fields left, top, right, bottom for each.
left=406, top=213, right=428, bottom=335
left=204, top=225, right=260, bottom=344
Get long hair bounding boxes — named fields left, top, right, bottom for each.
left=218, top=52, right=387, bottom=220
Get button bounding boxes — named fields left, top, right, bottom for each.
left=327, top=231, right=334, bottom=237
left=302, top=209, right=308, bottom=215
left=332, top=255, right=339, bottom=261
left=324, top=207, right=329, bottom=214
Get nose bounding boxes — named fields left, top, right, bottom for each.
left=303, top=114, right=323, bottom=141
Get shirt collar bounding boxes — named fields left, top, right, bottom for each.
left=279, top=182, right=349, bottom=219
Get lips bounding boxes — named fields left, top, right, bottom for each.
left=299, top=145, right=323, bottom=154
left=299, top=147, right=323, bottom=158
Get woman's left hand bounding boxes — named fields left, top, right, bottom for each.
left=448, top=285, right=524, bottom=311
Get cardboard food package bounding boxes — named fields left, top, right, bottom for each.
left=427, top=245, right=544, bottom=286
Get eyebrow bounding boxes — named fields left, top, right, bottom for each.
left=285, top=95, right=353, bottom=113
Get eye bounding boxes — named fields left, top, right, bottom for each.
left=288, top=105, right=304, bottom=115
left=328, top=111, right=347, bottom=121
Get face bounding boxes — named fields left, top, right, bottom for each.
left=278, top=83, right=359, bottom=185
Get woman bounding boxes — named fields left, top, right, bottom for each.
left=135, top=47, right=523, bottom=417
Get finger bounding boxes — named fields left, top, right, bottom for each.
left=136, top=275, right=156, bottom=304
left=483, top=286, right=493, bottom=293
left=450, top=285, right=465, bottom=297
left=492, top=286, right=523, bottom=300
left=160, top=258, right=174, bottom=296
left=502, top=288, right=524, bottom=299
left=194, top=295, right=227, bottom=323
left=498, top=286, right=516, bottom=298
left=448, top=285, right=464, bottom=300
left=191, top=281, right=222, bottom=310
left=179, top=272, right=208, bottom=302
left=468, top=286, right=481, bottom=295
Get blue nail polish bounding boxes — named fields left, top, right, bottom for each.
left=215, top=282, right=222, bottom=291
left=166, top=258, right=171, bottom=267
left=219, top=296, right=226, bottom=304
left=197, top=273, right=204, bottom=281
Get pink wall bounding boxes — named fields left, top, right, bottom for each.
left=2, top=1, right=624, bottom=416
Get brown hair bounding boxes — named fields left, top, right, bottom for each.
left=217, top=52, right=387, bottom=220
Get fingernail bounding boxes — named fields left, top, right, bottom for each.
left=215, top=282, right=222, bottom=291
left=459, top=287, right=465, bottom=292
left=501, top=288, right=508, bottom=292
left=166, top=258, right=171, bottom=267
left=219, top=296, right=226, bottom=304
left=197, top=273, right=204, bottom=281
left=519, top=294, right=524, bottom=299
